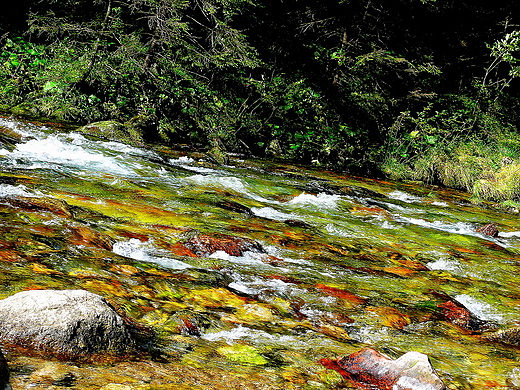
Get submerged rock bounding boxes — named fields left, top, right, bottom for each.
left=215, top=200, right=253, bottom=215
left=320, top=348, right=446, bottom=390
left=483, top=327, right=520, bottom=346
left=183, top=234, right=265, bottom=257
left=437, top=300, right=490, bottom=332
left=476, top=223, right=499, bottom=237
left=0, top=349, right=10, bottom=390
left=0, top=290, right=149, bottom=359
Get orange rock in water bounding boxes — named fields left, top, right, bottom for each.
left=167, top=241, right=197, bottom=257
left=367, top=306, right=411, bottom=330
left=437, top=300, right=489, bottom=332
left=315, top=284, right=367, bottom=305
left=68, top=225, right=114, bottom=250
left=319, top=348, right=446, bottom=390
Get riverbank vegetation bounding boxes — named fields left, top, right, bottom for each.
left=1, top=0, right=520, bottom=204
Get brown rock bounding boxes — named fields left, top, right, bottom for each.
left=476, top=223, right=499, bottom=237
left=320, top=348, right=446, bottom=390
left=183, top=234, right=265, bottom=257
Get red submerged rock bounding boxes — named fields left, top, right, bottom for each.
left=183, top=234, right=265, bottom=257
left=437, top=300, right=489, bottom=332
left=476, top=223, right=499, bottom=237
left=320, top=348, right=446, bottom=390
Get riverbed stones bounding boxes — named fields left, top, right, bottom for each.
left=0, top=349, right=10, bottom=390
left=320, top=348, right=446, bottom=390
left=0, top=289, right=142, bottom=359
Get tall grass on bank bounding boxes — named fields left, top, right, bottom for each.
left=382, top=132, right=520, bottom=204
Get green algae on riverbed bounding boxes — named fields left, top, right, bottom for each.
left=1, top=116, right=520, bottom=389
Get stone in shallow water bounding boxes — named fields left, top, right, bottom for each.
left=476, top=223, right=499, bottom=237
left=183, top=234, right=265, bottom=257
left=0, top=289, right=149, bottom=359
left=320, top=347, right=446, bottom=390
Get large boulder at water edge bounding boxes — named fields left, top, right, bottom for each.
left=320, top=348, right=446, bottom=390
left=77, top=120, right=145, bottom=146
left=0, top=349, right=10, bottom=390
left=0, top=289, right=147, bottom=359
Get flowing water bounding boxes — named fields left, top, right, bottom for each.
left=1, top=115, right=520, bottom=389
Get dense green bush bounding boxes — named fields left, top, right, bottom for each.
left=1, top=0, right=520, bottom=197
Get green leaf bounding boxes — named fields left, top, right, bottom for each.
left=43, top=81, right=60, bottom=92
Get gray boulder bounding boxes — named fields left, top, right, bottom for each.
left=0, top=290, right=141, bottom=359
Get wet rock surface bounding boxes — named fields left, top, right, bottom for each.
left=0, top=290, right=147, bottom=359
left=320, top=348, right=446, bottom=390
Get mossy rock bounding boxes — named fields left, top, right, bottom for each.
left=77, top=120, right=145, bottom=146
left=9, top=103, right=41, bottom=117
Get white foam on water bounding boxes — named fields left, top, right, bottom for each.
left=170, top=156, right=195, bottom=164
left=228, top=281, right=258, bottom=295
left=427, top=258, right=462, bottom=273
left=112, top=238, right=191, bottom=269
left=324, top=223, right=351, bottom=237
left=454, top=294, right=505, bottom=323
left=99, top=140, right=150, bottom=156
left=229, top=272, right=302, bottom=297
left=251, top=206, right=296, bottom=221
left=0, top=184, right=41, bottom=197
left=209, top=250, right=277, bottom=268
left=431, top=200, right=449, bottom=207
left=170, top=158, right=218, bottom=174
left=351, top=324, right=392, bottom=344
left=0, top=118, right=44, bottom=138
left=202, top=325, right=296, bottom=344
left=396, top=216, right=477, bottom=236
left=8, top=134, right=132, bottom=175
left=288, top=192, right=341, bottom=208
left=183, top=174, right=271, bottom=203
left=499, top=231, right=520, bottom=238
left=388, top=190, right=423, bottom=203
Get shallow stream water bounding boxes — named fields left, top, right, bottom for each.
left=1, top=115, right=520, bottom=389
